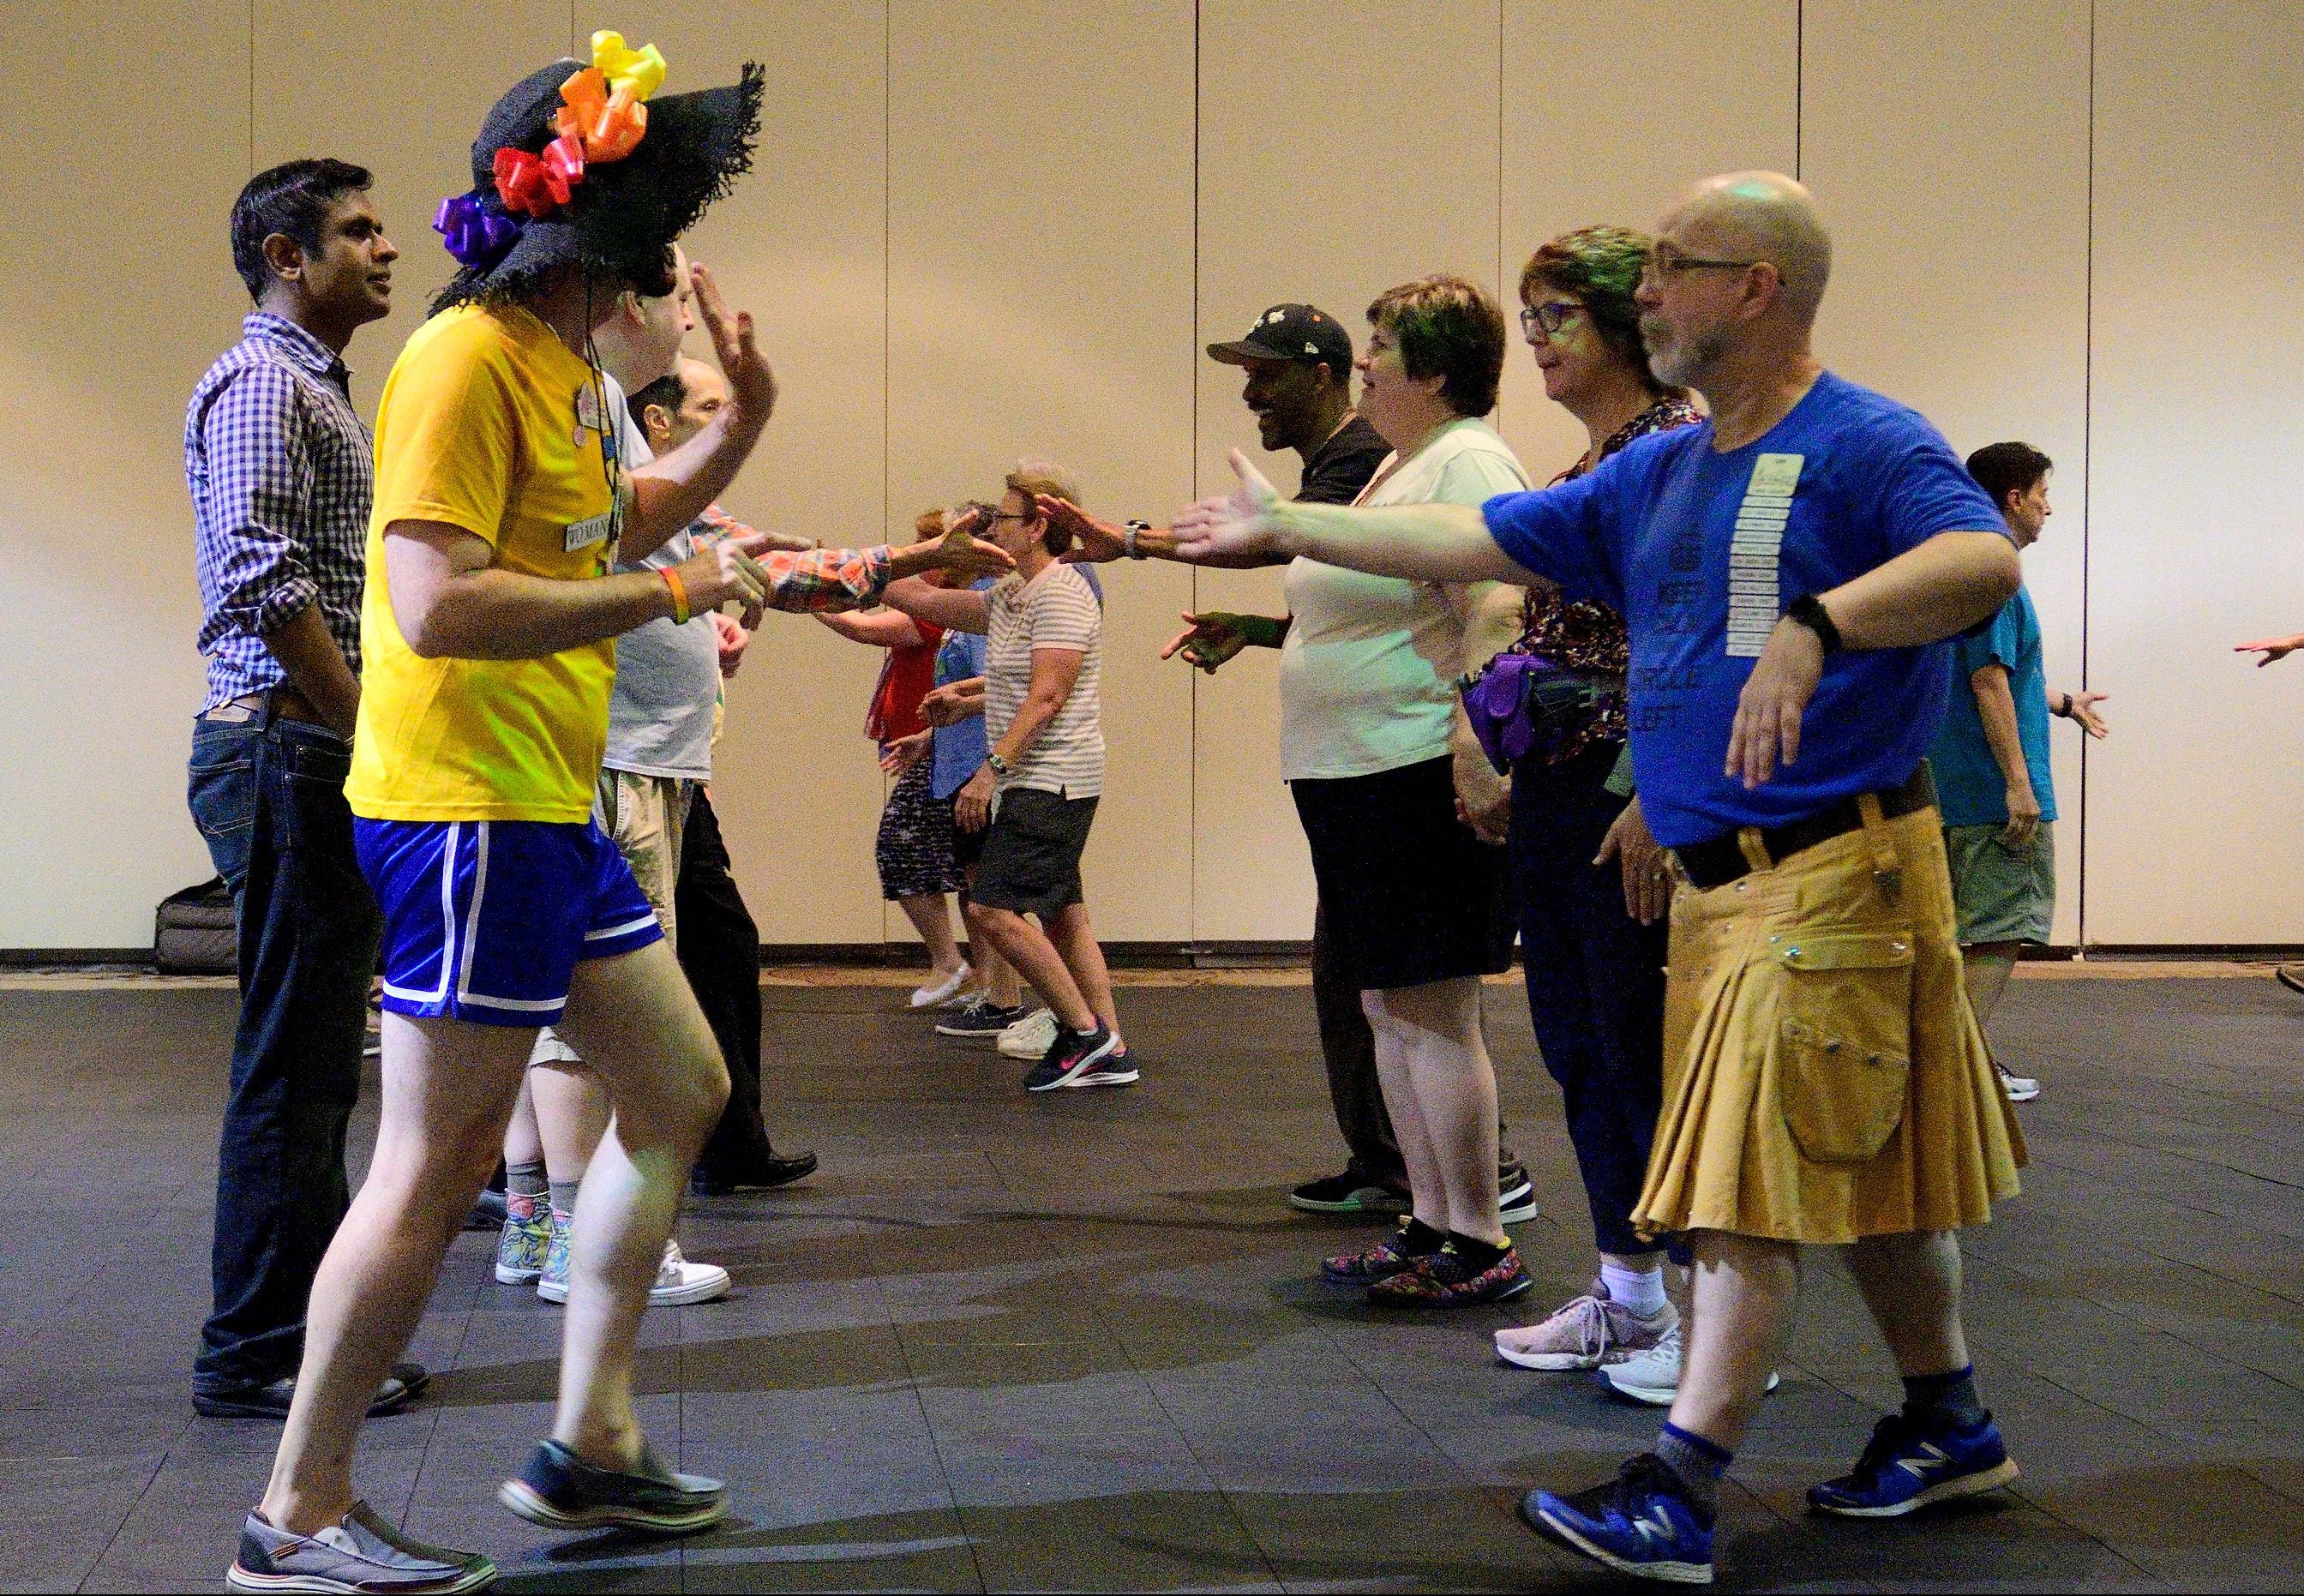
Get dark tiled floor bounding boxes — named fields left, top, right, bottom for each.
left=1, top=975, right=2299, bottom=1592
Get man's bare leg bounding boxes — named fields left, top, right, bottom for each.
left=531, top=1062, right=612, bottom=1182
left=1842, top=1229, right=1971, bottom=1377
left=261, top=1015, right=531, bottom=1533
left=1960, top=941, right=2020, bottom=1029
left=1669, top=1229, right=1803, bottom=1449
left=897, top=891, right=964, bottom=978
left=544, top=939, right=729, bottom=1467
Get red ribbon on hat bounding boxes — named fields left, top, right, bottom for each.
left=493, top=135, right=587, bottom=219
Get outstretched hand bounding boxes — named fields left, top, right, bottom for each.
left=1159, top=611, right=1250, bottom=673
left=1170, top=450, right=1287, bottom=565
left=688, top=263, right=776, bottom=430
left=2064, top=689, right=2110, bottom=738
left=1035, top=495, right=1126, bottom=564
left=928, top=525, right=1015, bottom=581
left=2236, top=633, right=2304, bottom=667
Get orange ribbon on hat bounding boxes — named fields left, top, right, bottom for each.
left=554, top=68, right=647, bottom=162
left=552, top=32, right=664, bottom=163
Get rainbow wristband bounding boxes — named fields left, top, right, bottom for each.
left=660, top=567, right=691, bottom=624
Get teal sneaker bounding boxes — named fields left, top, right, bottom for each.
left=494, top=1193, right=551, bottom=1285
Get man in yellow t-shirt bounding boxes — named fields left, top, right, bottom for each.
left=235, top=53, right=783, bottom=1596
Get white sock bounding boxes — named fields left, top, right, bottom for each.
left=1601, top=1261, right=1668, bottom=1317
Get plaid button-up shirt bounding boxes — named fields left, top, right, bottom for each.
left=185, top=313, right=374, bottom=710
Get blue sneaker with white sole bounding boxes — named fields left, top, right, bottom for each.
left=1807, top=1411, right=2019, bottom=1517
left=1522, top=1452, right=1715, bottom=1584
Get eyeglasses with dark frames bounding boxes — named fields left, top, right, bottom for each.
left=1518, top=300, right=1586, bottom=339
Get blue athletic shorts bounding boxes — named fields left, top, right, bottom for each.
left=353, top=818, right=663, bottom=1028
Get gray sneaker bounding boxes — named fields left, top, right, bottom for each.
left=499, top=1437, right=727, bottom=1534
left=229, top=1501, right=495, bottom=1593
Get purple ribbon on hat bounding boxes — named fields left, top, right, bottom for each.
left=433, top=190, right=521, bottom=270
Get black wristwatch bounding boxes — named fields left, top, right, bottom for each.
left=1785, top=593, right=1843, bottom=655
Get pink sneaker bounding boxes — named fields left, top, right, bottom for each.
left=1494, top=1280, right=1677, bottom=1371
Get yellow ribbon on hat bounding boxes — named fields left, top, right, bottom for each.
left=590, top=30, right=666, bottom=99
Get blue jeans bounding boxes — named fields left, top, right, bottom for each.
left=1509, top=743, right=1674, bottom=1259
left=185, top=705, right=380, bottom=1392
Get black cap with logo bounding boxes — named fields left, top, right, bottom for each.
left=1206, top=303, right=1354, bottom=376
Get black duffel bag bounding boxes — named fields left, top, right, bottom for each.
left=155, top=878, right=237, bottom=975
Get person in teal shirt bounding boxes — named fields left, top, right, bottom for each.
left=1931, top=442, right=2109, bottom=1102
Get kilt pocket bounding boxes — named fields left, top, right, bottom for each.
left=1773, top=928, right=1916, bottom=1162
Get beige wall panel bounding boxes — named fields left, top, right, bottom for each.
left=1799, top=0, right=2091, bottom=944
left=2085, top=0, right=2304, bottom=944
left=1497, top=2, right=1799, bottom=483
left=1193, top=0, right=1503, bottom=941
left=0, top=7, right=249, bottom=945
left=888, top=1, right=1197, bottom=943
left=609, top=3, right=892, bottom=944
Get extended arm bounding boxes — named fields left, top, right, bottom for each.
left=383, top=519, right=768, bottom=660
left=1168, top=451, right=1529, bottom=581
left=2047, top=685, right=2110, bottom=738
left=814, top=608, right=923, bottom=646
left=882, top=575, right=992, bottom=634
left=1036, top=495, right=1292, bottom=570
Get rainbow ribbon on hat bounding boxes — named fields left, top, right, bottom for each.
left=437, top=29, right=669, bottom=267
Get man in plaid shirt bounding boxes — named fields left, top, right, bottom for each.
left=183, top=159, right=422, bottom=1420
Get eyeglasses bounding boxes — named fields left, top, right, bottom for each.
left=1641, top=246, right=1760, bottom=285
left=1518, top=300, right=1585, bottom=339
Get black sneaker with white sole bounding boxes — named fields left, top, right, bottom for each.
left=1499, top=1161, right=1539, bottom=1226
left=1069, top=1046, right=1138, bottom=1088
left=1023, top=1023, right=1119, bottom=1091
left=936, top=1000, right=1031, bottom=1041
left=497, top=1438, right=726, bottom=1536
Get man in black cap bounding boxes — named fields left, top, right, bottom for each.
left=1039, top=304, right=1537, bottom=1225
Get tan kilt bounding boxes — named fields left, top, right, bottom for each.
left=1631, top=797, right=2025, bottom=1245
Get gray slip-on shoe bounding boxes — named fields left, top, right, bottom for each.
left=227, top=1500, right=495, bottom=1593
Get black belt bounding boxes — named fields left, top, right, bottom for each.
left=1673, top=765, right=1936, bottom=891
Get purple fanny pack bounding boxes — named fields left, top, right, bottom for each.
left=1461, top=653, right=1621, bottom=772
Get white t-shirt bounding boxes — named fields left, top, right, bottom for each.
left=983, top=561, right=1104, bottom=798
left=600, top=375, right=721, bottom=780
left=1277, top=417, right=1531, bottom=781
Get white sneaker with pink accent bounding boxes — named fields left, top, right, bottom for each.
left=1495, top=1280, right=1677, bottom=1371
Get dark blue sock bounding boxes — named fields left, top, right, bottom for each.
left=1654, top=1422, right=1731, bottom=1518
left=1901, top=1365, right=1987, bottom=1430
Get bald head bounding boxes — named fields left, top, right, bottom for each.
left=1662, top=171, right=1832, bottom=323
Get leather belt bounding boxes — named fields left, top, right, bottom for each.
left=202, top=685, right=330, bottom=729
left=1673, top=765, right=1936, bottom=891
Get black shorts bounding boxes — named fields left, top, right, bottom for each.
left=971, top=787, right=1097, bottom=920
left=1291, top=754, right=1514, bottom=992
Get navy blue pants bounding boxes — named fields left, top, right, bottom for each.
left=185, top=705, right=379, bottom=1392
left=1509, top=743, right=1673, bottom=1259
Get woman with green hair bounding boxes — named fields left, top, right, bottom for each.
left=1481, top=227, right=1706, bottom=1391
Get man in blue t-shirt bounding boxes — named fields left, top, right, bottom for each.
left=1930, top=444, right=2109, bottom=1106
left=1173, top=171, right=2030, bottom=1586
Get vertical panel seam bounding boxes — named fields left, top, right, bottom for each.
left=1189, top=0, right=1201, bottom=944
left=2078, top=0, right=2095, bottom=952
left=1794, top=0, right=1804, bottom=179
left=246, top=0, right=255, bottom=174
left=882, top=0, right=894, bottom=950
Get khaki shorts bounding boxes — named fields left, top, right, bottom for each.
left=1944, top=820, right=2055, bottom=945
left=1634, top=799, right=2025, bottom=1245
left=530, top=768, right=692, bottom=1067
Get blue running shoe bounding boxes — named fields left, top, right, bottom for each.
left=1522, top=1453, right=1714, bottom=1585
left=1807, top=1411, right=2019, bottom=1517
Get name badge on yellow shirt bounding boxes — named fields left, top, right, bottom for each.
left=564, top=508, right=615, bottom=554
